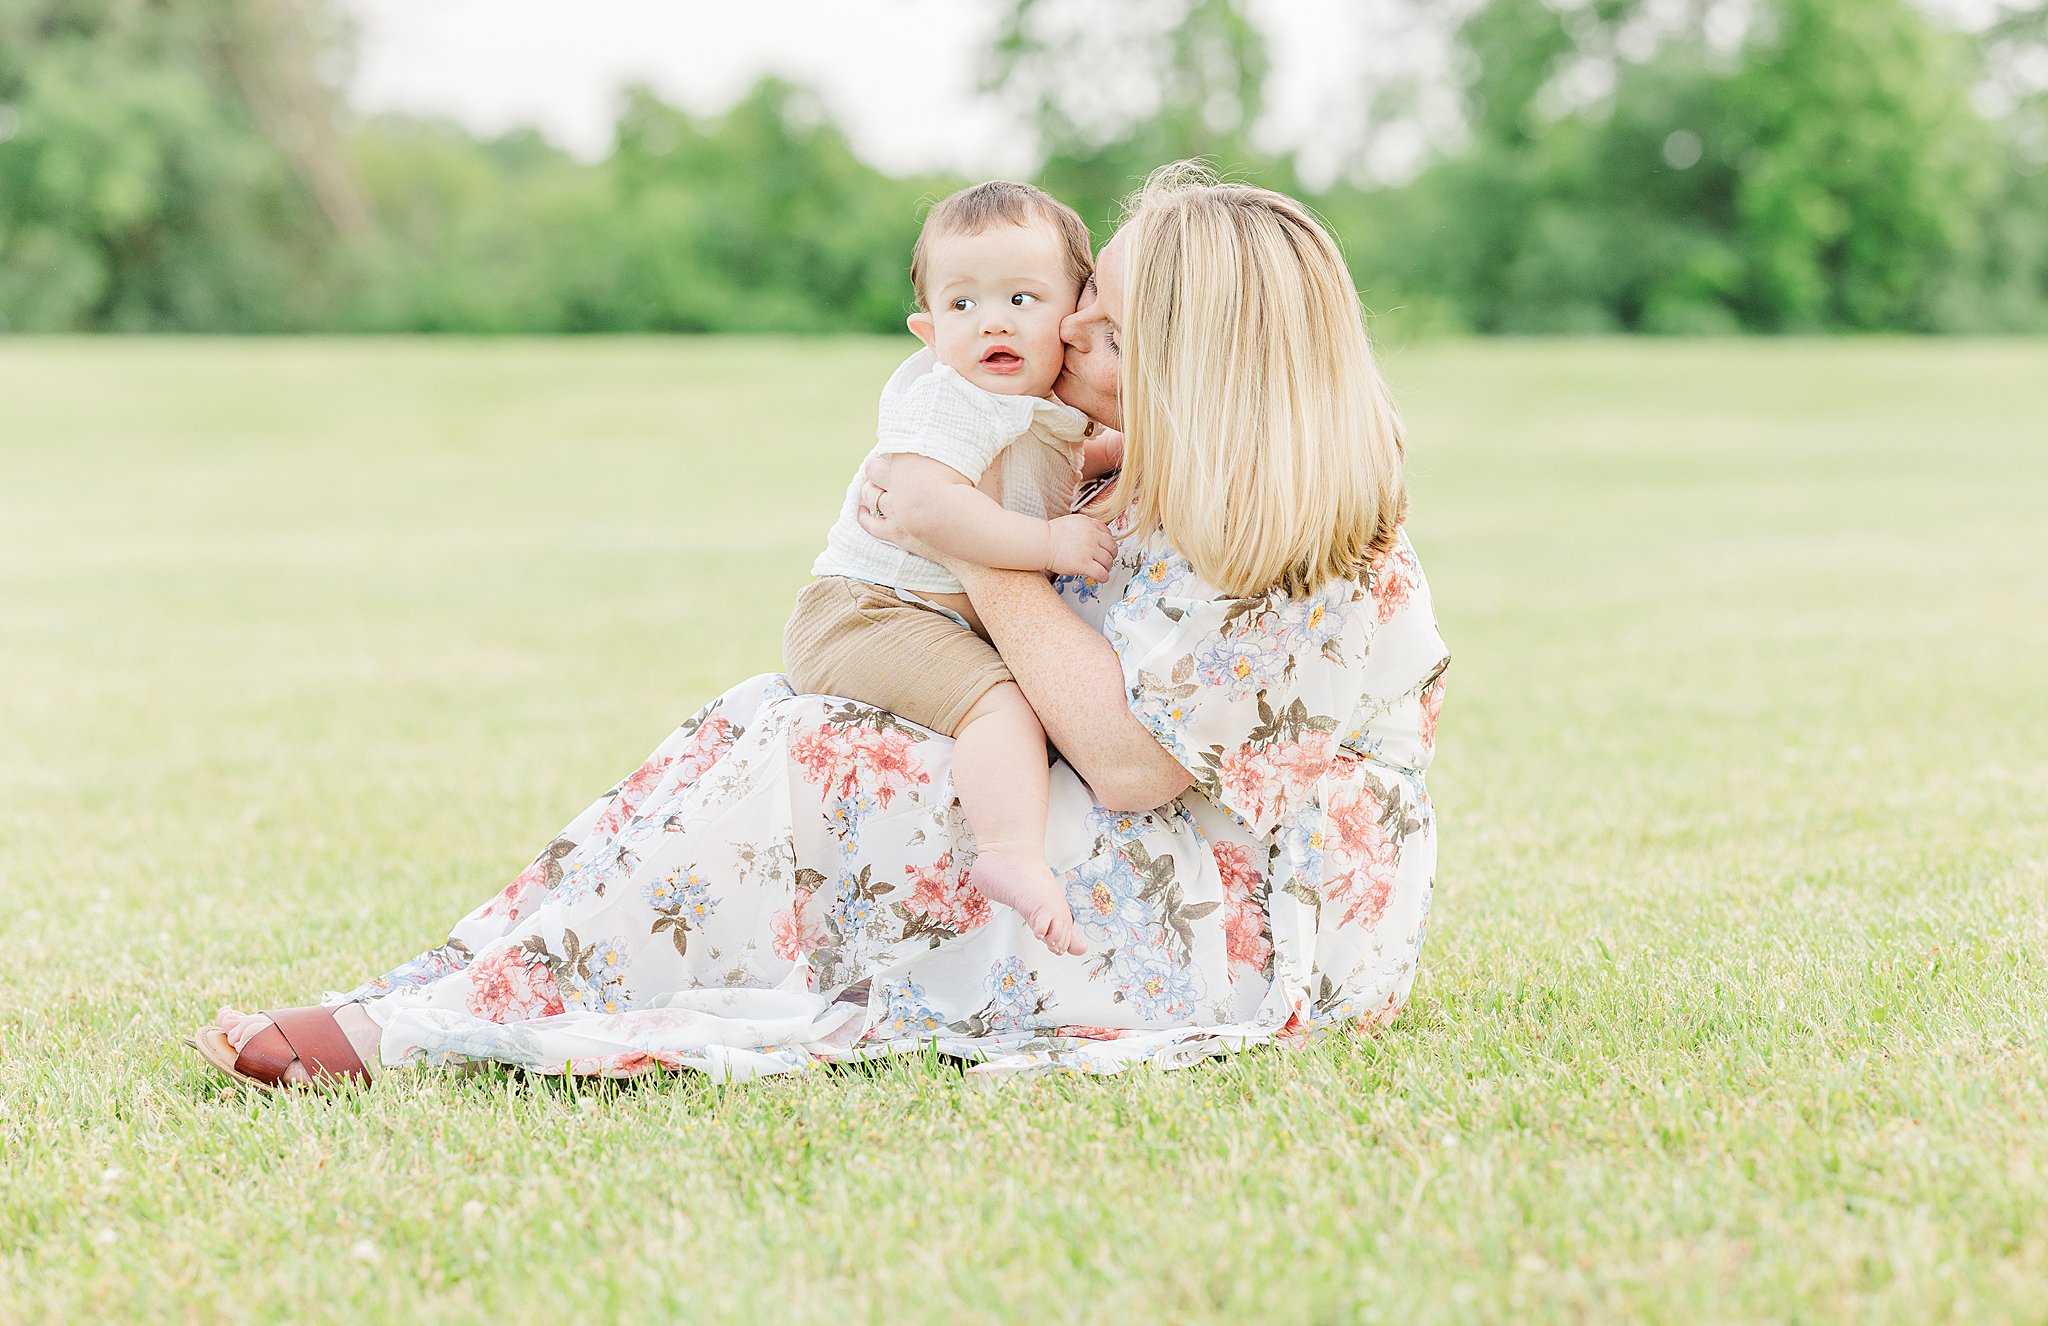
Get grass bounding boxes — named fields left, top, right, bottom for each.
left=1, top=335, right=2044, bottom=1323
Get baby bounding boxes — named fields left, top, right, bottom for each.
left=784, top=181, right=1120, bottom=957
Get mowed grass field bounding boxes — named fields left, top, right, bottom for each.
left=2, top=336, right=2044, bottom=1323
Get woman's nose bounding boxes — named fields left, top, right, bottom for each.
left=1059, top=308, right=1089, bottom=349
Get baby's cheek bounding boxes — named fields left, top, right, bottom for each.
left=934, top=332, right=985, bottom=379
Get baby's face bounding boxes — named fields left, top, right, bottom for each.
left=915, top=222, right=1078, bottom=397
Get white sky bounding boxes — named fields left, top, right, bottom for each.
left=339, top=0, right=1444, bottom=186
left=340, top=0, right=2012, bottom=185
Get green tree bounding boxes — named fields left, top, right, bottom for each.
left=605, top=79, right=938, bottom=332
left=1730, top=0, right=2000, bottom=330
left=982, top=0, right=1295, bottom=236
left=0, top=0, right=357, bottom=331
left=1333, top=0, right=2029, bottom=334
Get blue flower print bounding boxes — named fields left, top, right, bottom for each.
left=1195, top=626, right=1292, bottom=700
left=1275, top=586, right=1350, bottom=657
left=824, top=793, right=880, bottom=848
left=555, top=850, right=620, bottom=904
left=984, top=956, right=1043, bottom=1029
left=1064, top=850, right=1155, bottom=944
left=643, top=863, right=709, bottom=910
left=879, top=979, right=944, bottom=1038
left=1112, top=938, right=1200, bottom=1021
left=1276, top=815, right=1328, bottom=890
left=832, top=877, right=878, bottom=936
left=1121, top=550, right=1198, bottom=603
left=1086, top=806, right=1154, bottom=847
left=1128, top=689, right=1200, bottom=766
left=1053, top=571, right=1104, bottom=604
left=568, top=937, right=632, bottom=1014
left=677, top=877, right=718, bottom=927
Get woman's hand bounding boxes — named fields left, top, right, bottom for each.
left=855, top=454, right=947, bottom=565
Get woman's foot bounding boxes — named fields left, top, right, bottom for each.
left=970, top=846, right=1085, bottom=956
left=197, top=1008, right=382, bottom=1090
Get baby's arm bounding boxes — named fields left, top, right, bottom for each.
left=885, top=454, right=1116, bottom=579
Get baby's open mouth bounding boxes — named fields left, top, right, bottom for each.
left=980, top=348, right=1024, bottom=372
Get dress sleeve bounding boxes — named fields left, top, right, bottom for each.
left=1106, top=574, right=1375, bottom=837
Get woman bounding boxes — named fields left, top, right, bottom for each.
left=191, top=164, right=1450, bottom=1086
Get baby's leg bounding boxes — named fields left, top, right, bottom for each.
left=950, top=682, right=1084, bottom=956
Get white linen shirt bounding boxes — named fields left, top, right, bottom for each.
left=811, top=348, right=1092, bottom=595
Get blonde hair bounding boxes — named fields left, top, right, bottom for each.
left=909, top=180, right=1095, bottom=311
left=1092, top=162, right=1408, bottom=598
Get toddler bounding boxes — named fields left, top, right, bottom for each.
left=784, top=181, right=1120, bottom=957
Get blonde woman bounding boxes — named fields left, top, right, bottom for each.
left=191, top=164, right=1450, bottom=1087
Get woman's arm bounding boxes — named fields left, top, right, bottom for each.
left=859, top=453, right=1190, bottom=811
left=950, top=563, right=1194, bottom=813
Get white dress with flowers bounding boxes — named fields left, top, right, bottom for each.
left=332, top=522, right=1451, bottom=1080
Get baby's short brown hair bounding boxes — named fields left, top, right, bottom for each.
left=910, top=181, right=1094, bottom=311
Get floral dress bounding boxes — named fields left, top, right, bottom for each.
left=332, top=521, right=1451, bottom=1080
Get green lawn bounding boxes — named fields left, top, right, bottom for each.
left=2, top=337, right=2044, bottom=1323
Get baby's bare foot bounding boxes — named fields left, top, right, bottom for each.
left=969, top=846, right=1085, bottom=957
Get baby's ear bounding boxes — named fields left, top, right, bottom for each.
left=906, top=312, right=935, bottom=348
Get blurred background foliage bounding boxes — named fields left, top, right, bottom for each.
left=1, top=0, right=2044, bottom=335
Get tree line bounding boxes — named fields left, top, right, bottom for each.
left=1, top=0, right=2043, bottom=336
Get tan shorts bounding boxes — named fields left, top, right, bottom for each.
left=782, top=576, right=1013, bottom=736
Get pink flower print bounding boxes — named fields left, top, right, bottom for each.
left=770, top=881, right=830, bottom=963
left=671, top=713, right=738, bottom=786
left=464, top=945, right=566, bottom=1023
left=593, top=754, right=677, bottom=837
left=1216, top=743, right=1284, bottom=828
left=790, top=725, right=856, bottom=799
left=1054, top=1025, right=1131, bottom=1041
left=789, top=720, right=930, bottom=809
left=904, top=852, right=992, bottom=934
left=485, top=855, right=548, bottom=922
left=1355, top=989, right=1405, bottom=1032
left=844, top=724, right=928, bottom=808
left=1268, top=729, right=1334, bottom=804
left=1212, top=841, right=1271, bottom=974
left=1418, top=677, right=1446, bottom=753
left=1217, top=729, right=1329, bottom=830
left=1322, top=781, right=1401, bottom=931
left=1368, top=542, right=1418, bottom=624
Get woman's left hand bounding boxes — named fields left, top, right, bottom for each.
left=856, top=454, right=949, bottom=565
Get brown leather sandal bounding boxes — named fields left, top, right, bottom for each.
left=184, top=1005, right=373, bottom=1093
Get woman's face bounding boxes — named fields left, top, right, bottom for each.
left=1053, top=232, right=1124, bottom=430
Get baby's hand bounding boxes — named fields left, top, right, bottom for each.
left=1045, top=514, right=1118, bottom=580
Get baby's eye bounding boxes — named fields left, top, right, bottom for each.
left=1010, top=292, right=1038, bottom=307
left=951, top=297, right=976, bottom=312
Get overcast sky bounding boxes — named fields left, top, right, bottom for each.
left=339, top=0, right=2012, bottom=185
left=339, top=0, right=1443, bottom=185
